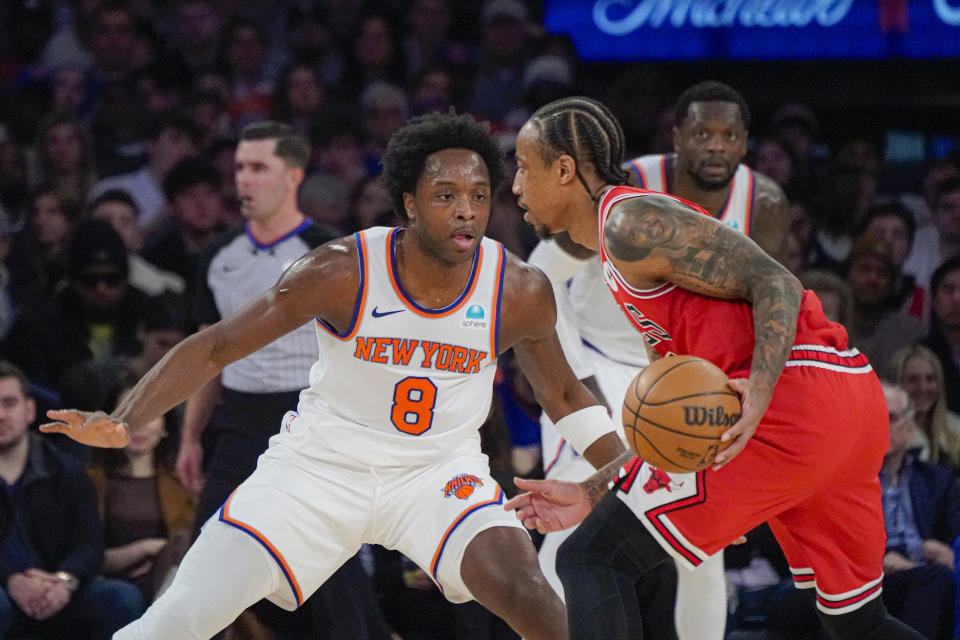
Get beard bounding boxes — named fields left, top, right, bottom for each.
left=689, top=165, right=735, bottom=192
left=0, top=429, right=27, bottom=453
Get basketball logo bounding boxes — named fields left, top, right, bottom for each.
left=443, top=474, right=483, bottom=499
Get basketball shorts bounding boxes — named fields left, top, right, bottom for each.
left=614, top=365, right=889, bottom=615
left=208, top=411, right=527, bottom=610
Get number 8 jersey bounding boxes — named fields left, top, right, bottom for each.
left=294, top=227, right=506, bottom=466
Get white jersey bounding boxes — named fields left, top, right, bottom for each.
left=295, top=226, right=505, bottom=466
left=626, top=153, right=756, bottom=234
left=568, top=256, right=648, bottom=367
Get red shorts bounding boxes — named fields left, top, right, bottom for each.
left=615, top=365, right=889, bottom=615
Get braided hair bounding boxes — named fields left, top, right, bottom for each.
left=380, top=111, right=503, bottom=218
left=529, top=96, right=629, bottom=199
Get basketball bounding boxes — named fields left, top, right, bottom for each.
left=622, top=355, right=741, bottom=473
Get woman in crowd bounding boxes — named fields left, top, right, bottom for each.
left=890, top=344, right=960, bottom=473
left=88, top=369, right=196, bottom=603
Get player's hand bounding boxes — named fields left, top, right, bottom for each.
left=40, top=410, right=130, bottom=448
left=503, top=477, right=592, bottom=534
left=176, top=438, right=206, bottom=493
left=713, top=378, right=771, bottom=470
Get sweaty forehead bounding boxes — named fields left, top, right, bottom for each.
left=420, top=148, right=489, bottom=184
left=682, top=102, right=745, bottom=129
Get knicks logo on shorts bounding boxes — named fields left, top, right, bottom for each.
left=442, top=474, right=484, bottom=499
left=643, top=469, right=684, bottom=494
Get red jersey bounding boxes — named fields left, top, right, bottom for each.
left=597, top=186, right=869, bottom=379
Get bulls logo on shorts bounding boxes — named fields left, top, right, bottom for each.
left=643, top=468, right=685, bottom=494
left=442, top=473, right=483, bottom=499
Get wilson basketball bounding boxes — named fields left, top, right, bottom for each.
left=622, top=355, right=741, bottom=473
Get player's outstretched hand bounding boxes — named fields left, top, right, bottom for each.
left=40, top=410, right=130, bottom=448
left=503, top=477, right=592, bottom=534
left=713, top=377, right=771, bottom=470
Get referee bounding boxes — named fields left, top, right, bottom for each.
left=177, top=121, right=390, bottom=639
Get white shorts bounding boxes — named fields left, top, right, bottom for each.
left=212, top=411, right=527, bottom=610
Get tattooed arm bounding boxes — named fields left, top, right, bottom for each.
left=603, top=194, right=803, bottom=467
left=643, top=339, right=662, bottom=363
left=749, top=173, right=791, bottom=264
left=503, top=449, right=635, bottom=533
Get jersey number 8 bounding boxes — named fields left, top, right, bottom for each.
left=391, top=377, right=437, bottom=435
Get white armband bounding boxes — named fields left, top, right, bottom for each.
left=527, top=239, right=590, bottom=286
left=554, top=405, right=617, bottom=457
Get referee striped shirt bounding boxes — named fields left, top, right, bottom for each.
left=193, top=220, right=339, bottom=393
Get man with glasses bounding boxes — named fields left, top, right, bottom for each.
left=879, top=382, right=959, bottom=639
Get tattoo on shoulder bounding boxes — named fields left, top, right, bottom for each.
left=604, top=199, right=679, bottom=262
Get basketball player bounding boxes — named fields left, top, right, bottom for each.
left=40, top=112, right=624, bottom=640
left=626, top=80, right=789, bottom=253
left=529, top=81, right=789, bottom=639
left=506, top=96, right=923, bottom=640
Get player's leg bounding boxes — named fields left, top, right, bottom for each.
left=557, top=490, right=678, bottom=640
left=675, top=552, right=726, bottom=640
left=115, top=520, right=288, bottom=639
left=818, top=598, right=925, bottom=640
left=535, top=446, right=596, bottom=599
left=386, top=446, right=566, bottom=639
left=772, top=490, right=925, bottom=640
left=769, top=373, right=924, bottom=640
left=460, top=525, right=568, bottom=640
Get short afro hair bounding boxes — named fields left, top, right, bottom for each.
left=674, top=81, right=751, bottom=130
left=379, top=112, right=503, bottom=218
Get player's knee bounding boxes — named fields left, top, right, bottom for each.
left=556, top=518, right=597, bottom=570
left=477, top=557, right=553, bottom=608
left=557, top=507, right=666, bottom=582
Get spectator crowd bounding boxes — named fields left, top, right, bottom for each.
left=0, top=0, right=959, bottom=638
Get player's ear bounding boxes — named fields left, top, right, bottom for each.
left=557, top=154, right=577, bottom=186
left=672, top=125, right=682, bottom=153
left=402, top=192, right=416, bottom=220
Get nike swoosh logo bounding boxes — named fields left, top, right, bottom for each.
left=371, top=306, right=405, bottom=318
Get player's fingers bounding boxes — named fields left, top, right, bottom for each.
left=45, top=409, right=83, bottom=426
left=513, top=505, right=539, bottom=522
left=727, top=378, right=749, bottom=394
left=712, top=437, right=746, bottom=469
left=719, top=420, right=744, bottom=442
left=513, top=477, right=548, bottom=492
left=537, top=518, right=561, bottom=534
left=38, top=422, right=68, bottom=434
left=503, top=492, right=533, bottom=511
